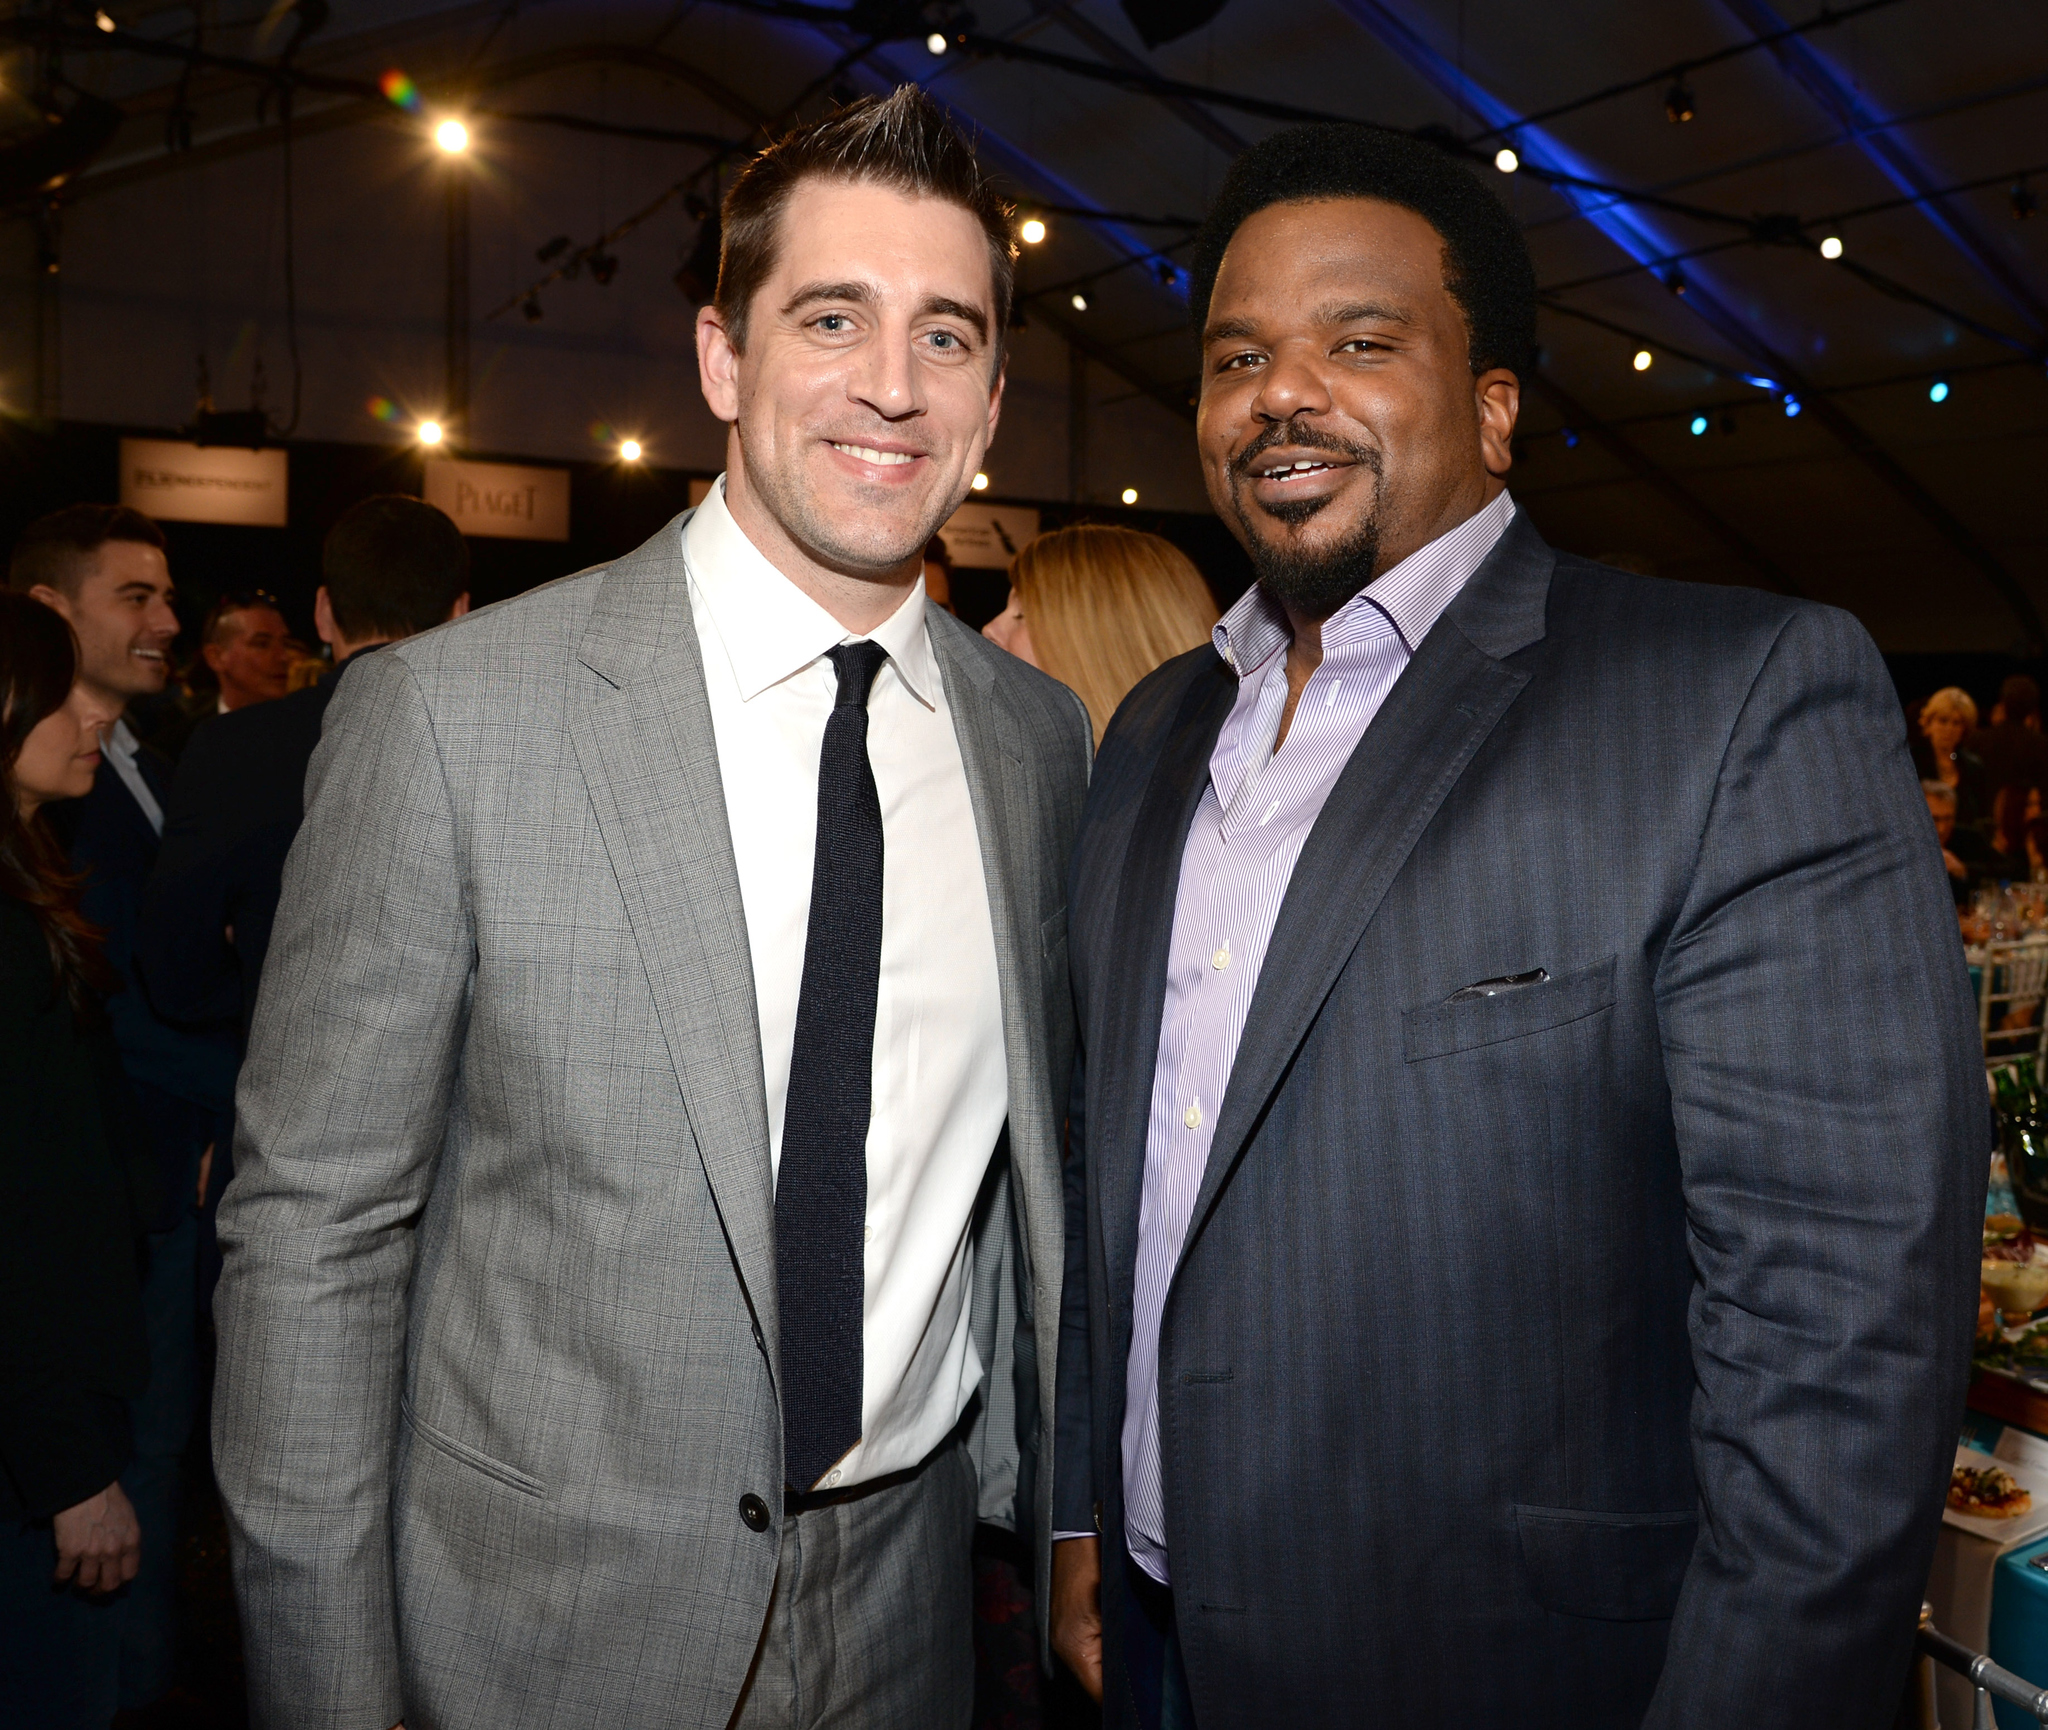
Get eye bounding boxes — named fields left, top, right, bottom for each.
left=1214, top=350, right=1264, bottom=373
left=1336, top=336, right=1385, bottom=356
left=923, top=328, right=970, bottom=353
left=813, top=312, right=856, bottom=333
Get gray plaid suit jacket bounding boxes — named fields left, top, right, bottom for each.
left=211, top=509, right=1091, bottom=1730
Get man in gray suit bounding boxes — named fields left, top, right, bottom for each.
left=213, top=88, right=1090, bottom=1730
left=1050, top=125, right=1982, bottom=1726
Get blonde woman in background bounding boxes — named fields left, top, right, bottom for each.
left=1910, top=685, right=1990, bottom=831
left=982, top=524, right=1219, bottom=743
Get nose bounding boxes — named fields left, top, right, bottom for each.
left=1249, top=340, right=1333, bottom=426
left=849, top=320, right=927, bottom=424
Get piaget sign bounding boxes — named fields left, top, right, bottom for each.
left=423, top=457, right=571, bottom=541
left=119, top=439, right=288, bottom=527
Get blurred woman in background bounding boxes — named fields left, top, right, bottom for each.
left=1912, top=685, right=1990, bottom=832
left=0, top=590, right=155, bottom=1727
left=983, top=524, right=1219, bottom=743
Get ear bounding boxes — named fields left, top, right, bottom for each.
left=313, top=586, right=337, bottom=649
left=697, top=304, right=743, bottom=425
left=1476, top=368, right=1520, bottom=479
left=201, top=641, right=226, bottom=674
left=27, top=582, right=75, bottom=625
left=449, top=592, right=471, bottom=620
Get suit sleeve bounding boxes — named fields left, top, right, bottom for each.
left=1053, top=1028, right=1097, bottom=1538
left=211, top=651, right=472, bottom=1730
left=1645, top=605, right=1983, bottom=1727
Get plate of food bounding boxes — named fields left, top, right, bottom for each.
left=1944, top=1446, right=2048, bottom=1544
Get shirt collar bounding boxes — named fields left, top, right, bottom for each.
left=681, top=474, right=938, bottom=709
left=1214, top=489, right=1518, bottom=679
left=105, top=717, right=139, bottom=759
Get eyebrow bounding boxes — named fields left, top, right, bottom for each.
left=916, top=294, right=989, bottom=343
left=1203, top=300, right=1417, bottom=346
left=781, top=279, right=876, bottom=318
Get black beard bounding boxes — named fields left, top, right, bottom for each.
left=1224, top=425, right=1385, bottom=619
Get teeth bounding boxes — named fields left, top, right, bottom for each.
left=831, top=442, right=916, bottom=466
left=1260, top=459, right=1331, bottom=478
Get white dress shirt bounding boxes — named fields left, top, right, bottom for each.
left=683, top=477, right=1007, bottom=1489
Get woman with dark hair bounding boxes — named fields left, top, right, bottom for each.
left=0, top=590, right=157, bottom=1725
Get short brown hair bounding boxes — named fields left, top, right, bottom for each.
left=716, top=86, right=1016, bottom=356
left=323, top=496, right=469, bottom=641
left=1008, top=525, right=1219, bottom=743
left=8, top=503, right=166, bottom=598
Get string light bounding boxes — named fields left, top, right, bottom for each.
left=434, top=119, right=469, bottom=154
left=1019, top=217, right=1047, bottom=245
left=1819, top=235, right=1844, bottom=260
left=418, top=420, right=444, bottom=445
left=1689, top=413, right=1709, bottom=436
left=1120, top=487, right=1139, bottom=505
left=926, top=32, right=948, bottom=54
left=971, top=472, right=990, bottom=491
left=1632, top=349, right=1653, bottom=372
left=1494, top=147, right=1519, bottom=174
left=1070, top=292, right=1088, bottom=311
left=1930, top=379, right=1950, bottom=403
left=619, top=439, right=643, bottom=462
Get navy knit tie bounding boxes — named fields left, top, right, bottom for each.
left=777, top=640, right=889, bottom=1491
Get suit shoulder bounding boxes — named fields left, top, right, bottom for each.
left=929, top=609, right=1091, bottom=754
left=1099, top=644, right=1225, bottom=763
left=387, top=563, right=609, bottom=677
left=1547, top=556, right=1873, bottom=666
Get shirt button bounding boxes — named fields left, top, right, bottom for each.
left=1211, top=945, right=1231, bottom=970
left=1184, top=1102, right=1202, bottom=1130
left=824, top=1470, right=841, bottom=1488
left=864, top=1225, right=873, bottom=1243
left=739, top=1493, right=771, bottom=1532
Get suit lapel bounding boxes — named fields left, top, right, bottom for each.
left=567, top=512, right=781, bottom=1365
left=1181, top=515, right=1556, bottom=1258
left=1098, top=658, right=1238, bottom=1313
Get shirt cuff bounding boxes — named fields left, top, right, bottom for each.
left=1052, top=1531, right=1097, bottom=1542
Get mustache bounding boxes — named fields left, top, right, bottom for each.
left=1227, top=421, right=1379, bottom=484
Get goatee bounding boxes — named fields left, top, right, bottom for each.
left=1224, top=426, right=1386, bottom=619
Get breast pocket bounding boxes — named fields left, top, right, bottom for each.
left=1402, top=954, right=1617, bottom=1064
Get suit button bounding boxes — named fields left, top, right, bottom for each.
left=740, top=1493, right=771, bottom=1532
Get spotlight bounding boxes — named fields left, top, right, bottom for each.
left=1689, top=413, right=1709, bottom=436
left=1819, top=235, right=1844, bottom=260
left=1494, top=147, right=1519, bottom=174
left=926, top=31, right=948, bottom=54
left=418, top=420, right=444, bottom=445
left=434, top=119, right=469, bottom=154
left=1070, top=292, right=1088, bottom=312
left=1930, top=379, right=1950, bottom=403
left=94, top=8, right=116, bottom=30
left=1019, top=217, right=1047, bottom=245
left=971, top=472, right=990, bottom=491
left=1664, top=80, right=1695, bottom=124
left=1632, top=349, right=1653, bottom=372
left=1562, top=427, right=1579, bottom=449
left=1782, top=395, right=1801, bottom=418
left=1120, top=487, right=1139, bottom=505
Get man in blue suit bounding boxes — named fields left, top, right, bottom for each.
left=14, top=505, right=238, bottom=1714
left=1050, top=125, right=1981, bottom=1727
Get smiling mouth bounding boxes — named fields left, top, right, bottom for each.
left=1252, top=457, right=1353, bottom=483
left=828, top=441, right=921, bottom=467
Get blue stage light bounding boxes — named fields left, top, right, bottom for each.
left=1930, top=379, right=1950, bottom=403
left=1689, top=414, right=1709, bottom=436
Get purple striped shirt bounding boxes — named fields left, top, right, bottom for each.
left=1119, top=490, right=1516, bottom=1586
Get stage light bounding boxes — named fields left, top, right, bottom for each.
left=95, top=9, right=116, bottom=31
left=1664, top=81, right=1695, bottom=124
left=1632, top=349, right=1653, bottom=372
left=1561, top=428, right=1579, bottom=449
left=926, top=31, right=948, bottom=54
left=619, top=439, right=643, bottom=462
left=1782, top=395, right=1801, bottom=418
left=971, top=472, right=990, bottom=492
left=1494, top=147, right=1518, bottom=174
left=418, top=420, right=444, bottom=445
left=1689, top=413, right=1709, bottom=436
left=1930, top=379, right=1950, bottom=403
left=1019, top=217, right=1047, bottom=245
left=1071, top=292, right=1088, bottom=311
left=435, top=119, right=469, bottom=154
left=1120, top=487, right=1139, bottom=505
left=1819, top=235, right=1844, bottom=260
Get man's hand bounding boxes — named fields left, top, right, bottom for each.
left=52, top=1481, right=142, bottom=1594
left=1051, top=1535, right=1104, bottom=1701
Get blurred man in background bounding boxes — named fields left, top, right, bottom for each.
left=10, top=504, right=238, bottom=1717
left=198, top=591, right=294, bottom=714
left=140, top=495, right=470, bottom=1045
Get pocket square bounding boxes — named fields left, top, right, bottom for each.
left=1445, top=968, right=1550, bottom=1004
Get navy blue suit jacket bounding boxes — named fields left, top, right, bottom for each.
left=1053, top=513, right=1983, bottom=1726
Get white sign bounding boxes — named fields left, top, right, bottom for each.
left=119, top=439, right=288, bottom=527
left=423, top=457, right=570, bottom=542
left=939, top=502, right=1041, bottom=569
